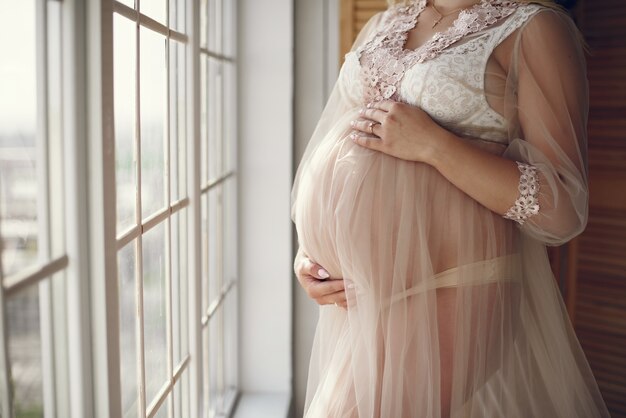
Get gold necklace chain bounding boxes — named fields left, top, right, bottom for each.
left=429, top=1, right=465, bottom=28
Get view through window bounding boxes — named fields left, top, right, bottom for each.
left=0, top=0, right=238, bottom=417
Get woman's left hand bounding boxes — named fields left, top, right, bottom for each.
left=349, top=100, right=448, bottom=164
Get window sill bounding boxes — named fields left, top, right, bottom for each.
left=232, top=392, right=292, bottom=418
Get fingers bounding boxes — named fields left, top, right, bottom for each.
left=304, top=258, right=330, bottom=279
left=350, top=131, right=383, bottom=151
left=316, top=289, right=347, bottom=307
left=294, top=252, right=353, bottom=310
left=295, top=255, right=344, bottom=296
left=350, top=118, right=382, bottom=136
left=358, top=107, right=387, bottom=122
left=303, top=278, right=345, bottom=298
left=300, top=277, right=350, bottom=309
left=295, top=253, right=330, bottom=279
left=367, top=99, right=399, bottom=112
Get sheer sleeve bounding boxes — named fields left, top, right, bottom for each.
left=501, top=8, right=589, bottom=246
left=290, top=12, right=385, bottom=223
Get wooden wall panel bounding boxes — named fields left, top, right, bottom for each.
left=340, top=0, right=388, bottom=60
left=573, top=0, right=626, bottom=416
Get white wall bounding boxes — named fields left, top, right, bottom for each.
left=293, top=0, right=340, bottom=416
left=238, top=0, right=293, bottom=396
left=237, top=0, right=340, bottom=413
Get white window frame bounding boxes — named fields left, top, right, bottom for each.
left=88, top=0, right=240, bottom=417
left=1, top=0, right=241, bottom=417
left=0, top=1, right=91, bottom=417
left=110, top=2, right=191, bottom=416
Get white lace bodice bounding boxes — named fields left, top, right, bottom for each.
left=339, top=0, right=544, bottom=224
left=341, top=0, right=542, bottom=144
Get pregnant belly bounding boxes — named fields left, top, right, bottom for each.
left=294, top=126, right=514, bottom=291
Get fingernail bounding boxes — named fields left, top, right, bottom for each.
left=359, top=108, right=364, bottom=114
left=350, top=133, right=357, bottom=140
left=318, top=268, right=330, bottom=279
left=350, top=120, right=355, bottom=126
left=366, top=102, right=372, bottom=108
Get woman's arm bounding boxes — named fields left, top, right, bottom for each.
left=351, top=9, right=589, bottom=244
left=352, top=101, right=522, bottom=217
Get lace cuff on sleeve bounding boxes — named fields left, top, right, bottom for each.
left=503, top=161, right=540, bottom=225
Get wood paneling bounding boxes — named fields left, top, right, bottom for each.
left=340, top=0, right=388, bottom=60
left=573, top=0, right=626, bottom=416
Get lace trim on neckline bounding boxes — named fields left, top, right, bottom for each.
left=356, top=0, right=520, bottom=102
left=361, top=0, right=519, bottom=62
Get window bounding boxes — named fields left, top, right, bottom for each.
left=0, top=0, right=238, bottom=417
left=0, top=1, right=70, bottom=416
left=198, top=0, right=239, bottom=414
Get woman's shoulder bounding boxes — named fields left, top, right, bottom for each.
left=495, top=2, right=575, bottom=36
left=514, top=4, right=585, bottom=62
left=513, top=3, right=580, bottom=39
left=494, top=3, right=583, bottom=57
left=488, top=3, right=584, bottom=81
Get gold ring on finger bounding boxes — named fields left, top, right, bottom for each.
left=369, top=121, right=381, bottom=135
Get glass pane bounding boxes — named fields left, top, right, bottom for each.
left=200, top=0, right=207, bottom=48
left=206, top=0, right=216, bottom=52
left=118, top=0, right=135, bottom=8
left=222, top=178, right=237, bottom=390
left=140, top=28, right=166, bottom=219
left=168, top=41, right=178, bottom=203
left=201, top=193, right=209, bottom=313
left=208, top=307, right=222, bottom=416
left=168, top=0, right=185, bottom=33
left=171, top=210, right=188, bottom=365
left=207, top=58, right=219, bottom=181
left=215, top=0, right=223, bottom=55
left=140, top=0, right=166, bottom=25
left=0, top=0, right=39, bottom=277
left=223, top=62, right=236, bottom=173
left=202, top=326, right=210, bottom=415
left=47, top=1, right=66, bottom=261
left=208, top=187, right=219, bottom=303
left=175, top=40, right=187, bottom=200
left=169, top=40, right=186, bottom=203
left=114, top=14, right=138, bottom=234
left=201, top=189, right=219, bottom=313
left=173, top=366, right=190, bottom=418
left=223, top=292, right=237, bottom=392
left=223, top=173, right=237, bottom=285
left=222, top=0, right=234, bottom=57
left=7, top=286, right=44, bottom=418
left=153, top=396, right=169, bottom=418
left=175, top=0, right=186, bottom=33
left=142, top=222, right=168, bottom=404
left=118, top=241, right=139, bottom=418
left=200, top=56, right=208, bottom=184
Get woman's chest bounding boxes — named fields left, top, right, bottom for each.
left=341, top=40, right=509, bottom=142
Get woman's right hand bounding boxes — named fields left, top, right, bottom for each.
left=294, top=248, right=347, bottom=309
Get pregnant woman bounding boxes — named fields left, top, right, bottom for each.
left=291, top=0, right=610, bottom=417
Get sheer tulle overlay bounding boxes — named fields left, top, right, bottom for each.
left=291, top=1, right=610, bottom=417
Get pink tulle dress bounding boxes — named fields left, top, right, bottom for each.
left=291, top=1, right=610, bottom=416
